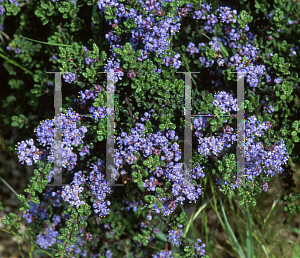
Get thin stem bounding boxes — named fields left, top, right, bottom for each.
left=0, top=176, right=18, bottom=197
left=0, top=52, right=33, bottom=75
left=19, top=35, right=73, bottom=47
left=125, top=95, right=135, bottom=126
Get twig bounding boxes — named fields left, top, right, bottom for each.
left=125, top=95, right=135, bottom=125
left=101, top=228, right=110, bottom=249
left=0, top=29, right=11, bottom=40
left=64, top=228, right=74, bottom=248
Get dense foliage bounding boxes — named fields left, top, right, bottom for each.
left=1, top=0, right=300, bottom=257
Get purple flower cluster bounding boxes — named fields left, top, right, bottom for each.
left=217, top=6, right=237, bottom=24
left=115, top=111, right=204, bottom=216
left=244, top=116, right=289, bottom=180
left=96, top=0, right=189, bottom=86
left=36, top=225, right=60, bottom=249
left=187, top=42, right=199, bottom=56
left=0, top=5, right=5, bottom=15
left=260, top=182, right=268, bottom=192
left=63, top=72, right=76, bottom=84
left=288, top=46, right=299, bottom=58
left=153, top=250, right=174, bottom=258
left=104, top=55, right=124, bottom=84
left=193, top=238, right=207, bottom=256
left=209, top=37, right=222, bottom=51
left=22, top=201, right=49, bottom=223
left=168, top=229, right=183, bottom=246
left=212, top=91, right=239, bottom=113
left=196, top=133, right=236, bottom=157
left=61, top=180, right=86, bottom=208
left=16, top=139, right=41, bottom=166
left=204, top=14, right=218, bottom=33
left=61, top=165, right=112, bottom=216
left=34, top=108, right=89, bottom=176
left=163, top=53, right=182, bottom=69
left=89, top=106, right=107, bottom=121
left=44, top=187, right=61, bottom=207
left=216, top=116, right=289, bottom=191
left=89, top=159, right=112, bottom=217
left=123, top=199, right=144, bottom=212
left=74, top=89, right=98, bottom=106
left=186, top=6, right=268, bottom=89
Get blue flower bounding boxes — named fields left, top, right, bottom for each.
left=63, top=72, right=76, bottom=83
left=274, top=77, right=282, bottom=84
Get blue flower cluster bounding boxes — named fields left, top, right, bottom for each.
left=63, top=72, right=76, bottom=83
left=185, top=5, right=269, bottom=89
left=193, top=238, right=207, bottom=256
left=61, top=178, right=86, bottom=208
left=244, top=116, right=289, bottom=180
left=22, top=201, right=49, bottom=223
left=215, top=115, right=289, bottom=192
left=168, top=228, right=183, bottom=246
left=153, top=250, right=174, bottom=258
left=16, top=139, right=41, bottom=166
left=97, top=0, right=190, bottom=84
left=89, top=159, right=112, bottom=217
left=16, top=109, right=90, bottom=183
left=74, top=89, right=98, bottom=107
left=60, top=161, right=112, bottom=217
left=36, top=225, right=60, bottom=249
left=212, top=91, right=239, bottom=113
left=114, top=111, right=204, bottom=218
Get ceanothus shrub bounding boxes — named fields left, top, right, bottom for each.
left=1, top=0, right=300, bottom=257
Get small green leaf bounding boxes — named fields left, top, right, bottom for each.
left=57, top=242, right=65, bottom=252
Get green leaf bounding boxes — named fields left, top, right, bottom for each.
left=14, top=222, right=20, bottom=230
left=57, top=242, right=65, bottom=252
left=8, top=213, right=17, bottom=219
left=1, top=219, right=9, bottom=225
left=220, top=42, right=229, bottom=58
left=291, top=242, right=300, bottom=258
left=142, top=238, right=149, bottom=246
left=291, top=131, right=298, bottom=137
left=93, top=43, right=99, bottom=55
left=155, top=231, right=168, bottom=242
left=17, top=194, right=26, bottom=201
left=292, top=136, right=299, bottom=143
left=159, top=124, right=165, bottom=131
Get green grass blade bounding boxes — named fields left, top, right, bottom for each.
left=219, top=196, right=246, bottom=258
left=233, top=198, right=274, bottom=258
left=183, top=201, right=207, bottom=238
left=0, top=52, right=33, bottom=75
left=19, top=35, right=73, bottom=47
left=246, top=203, right=254, bottom=258
left=262, top=198, right=279, bottom=233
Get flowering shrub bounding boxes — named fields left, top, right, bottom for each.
left=1, top=0, right=300, bottom=257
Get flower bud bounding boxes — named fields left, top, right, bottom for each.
left=127, top=70, right=136, bottom=79
left=94, top=85, right=102, bottom=93
left=85, top=232, right=93, bottom=241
